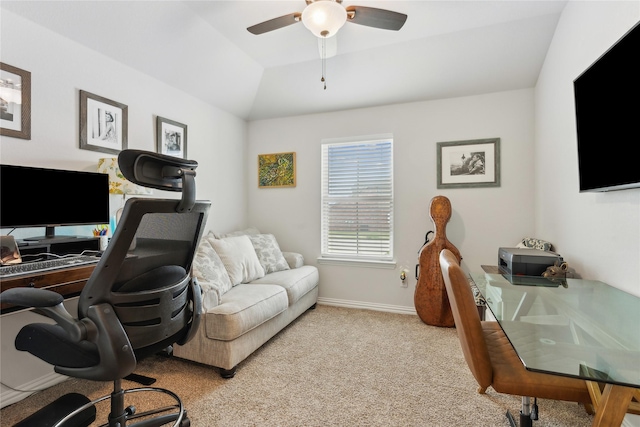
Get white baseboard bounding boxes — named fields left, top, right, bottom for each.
left=1, top=372, right=68, bottom=409
left=317, top=297, right=417, bottom=315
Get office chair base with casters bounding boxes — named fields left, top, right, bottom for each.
left=14, top=386, right=190, bottom=427
left=506, top=396, right=538, bottom=427
left=50, top=380, right=190, bottom=427
left=12, top=393, right=96, bottom=427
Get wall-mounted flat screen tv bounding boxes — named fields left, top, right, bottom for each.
left=574, top=20, right=640, bottom=192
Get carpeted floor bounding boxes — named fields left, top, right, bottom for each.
left=1, top=305, right=594, bottom=426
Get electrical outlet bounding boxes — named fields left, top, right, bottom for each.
left=399, top=265, right=410, bottom=288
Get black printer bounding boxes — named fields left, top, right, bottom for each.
left=498, top=247, right=563, bottom=276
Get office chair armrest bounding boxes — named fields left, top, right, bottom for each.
left=0, top=287, right=64, bottom=307
left=56, top=302, right=136, bottom=381
left=1, top=287, right=88, bottom=342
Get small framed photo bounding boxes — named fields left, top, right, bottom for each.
left=156, top=116, right=187, bottom=159
left=258, top=152, right=296, bottom=188
left=0, top=63, right=31, bottom=140
left=79, top=90, right=128, bottom=155
left=437, top=138, right=500, bottom=189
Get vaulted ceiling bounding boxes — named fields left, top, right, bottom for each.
left=2, top=1, right=568, bottom=121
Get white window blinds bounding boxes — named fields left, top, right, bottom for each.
left=321, top=138, right=393, bottom=261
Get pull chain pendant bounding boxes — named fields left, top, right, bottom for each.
left=321, top=33, right=327, bottom=90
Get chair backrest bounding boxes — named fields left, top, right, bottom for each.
left=439, top=249, right=493, bottom=390
left=79, top=151, right=210, bottom=360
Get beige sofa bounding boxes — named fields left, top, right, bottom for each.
left=173, top=229, right=319, bottom=378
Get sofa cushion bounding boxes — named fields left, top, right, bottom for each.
left=282, top=252, right=304, bottom=269
left=213, top=227, right=260, bottom=239
left=204, top=284, right=288, bottom=341
left=211, top=235, right=265, bottom=285
left=249, top=265, right=319, bottom=306
left=248, top=234, right=290, bottom=274
left=193, top=234, right=233, bottom=312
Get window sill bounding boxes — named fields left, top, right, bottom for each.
left=316, top=257, right=397, bottom=269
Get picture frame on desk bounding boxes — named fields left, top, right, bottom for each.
left=79, top=90, right=128, bottom=155
left=437, top=138, right=500, bottom=189
left=0, top=62, right=31, bottom=140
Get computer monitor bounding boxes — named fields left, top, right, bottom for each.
left=0, top=164, right=110, bottom=242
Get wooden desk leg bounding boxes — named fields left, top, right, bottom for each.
left=584, top=380, right=600, bottom=415
left=591, top=384, right=635, bottom=427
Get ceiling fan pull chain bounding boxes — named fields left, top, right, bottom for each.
left=321, top=34, right=327, bottom=90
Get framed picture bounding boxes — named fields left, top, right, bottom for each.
left=258, top=152, right=296, bottom=188
left=437, top=138, right=500, bottom=189
left=79, top=90, right=127, bottom=155
left=0, top=63, right=31, bottom=140
left=156, top=116, right=187, bottom=158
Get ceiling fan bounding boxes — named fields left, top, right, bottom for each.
left=247, top=0, right=408, bottom=38
left=247, top=0, right=407, bottom=89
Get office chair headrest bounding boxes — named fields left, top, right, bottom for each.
left=118, top=150, right=198, bottom=212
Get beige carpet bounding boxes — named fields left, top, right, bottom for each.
left=1, top=305, right=593, bottom=426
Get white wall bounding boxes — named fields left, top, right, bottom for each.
left=0, top=9, right=247, bottom=405
left=0, top=9, right=248, bottom=236
left=248, top=89, right=536, bottom=312
left=534, top=1, right=640, bottom=297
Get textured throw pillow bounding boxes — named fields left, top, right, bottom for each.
left=210, top=235, right=265, bottom=285
left=282, top=252, right=304, bottom=269
left=213, top=227, right=261, bottom=239
left=192, top=236, right=233, bottom=311
left=248, top=234, right=290, bottom=274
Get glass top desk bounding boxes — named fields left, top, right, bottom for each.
left=470, top=270, right=640, bottom=426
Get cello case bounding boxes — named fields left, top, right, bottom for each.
left=414, top=195, right=461, bottom=327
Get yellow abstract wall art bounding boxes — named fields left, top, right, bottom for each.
left=258, top=152, right=296, bottom=188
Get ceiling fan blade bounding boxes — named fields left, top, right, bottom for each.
left=345, top=6, right=407, bottom=31
left=247, top=13, right=301, bottom=35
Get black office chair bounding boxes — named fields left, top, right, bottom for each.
left=1, top=150, right=211, bottom=427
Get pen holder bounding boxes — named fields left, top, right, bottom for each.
left=99, top=236, right=108, bottom=251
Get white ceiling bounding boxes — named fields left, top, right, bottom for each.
left=2, top=0, right=568, bottom=121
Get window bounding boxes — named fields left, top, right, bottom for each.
left=320, top=136, right=393, bottom=264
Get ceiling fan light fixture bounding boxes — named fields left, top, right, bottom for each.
left=302, top=0, right=347, bottom=38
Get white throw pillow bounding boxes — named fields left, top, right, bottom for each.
left=248, top=234, right=290, bottom=274
left=211, top=235, right=265, bottom=285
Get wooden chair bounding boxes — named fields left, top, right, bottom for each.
left=438, top=249, right=593, bottom=427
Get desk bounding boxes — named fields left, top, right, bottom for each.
left=0, top=264, right=96, bottom=314
left=0, top=264, right=96, bottom=407
left=471, top=271, right=640, bottom=426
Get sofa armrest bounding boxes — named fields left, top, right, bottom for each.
left=199, top=279, right=221, bottom=313
left=282, top=252, right=304, bottom=269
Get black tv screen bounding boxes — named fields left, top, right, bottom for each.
left=0, top=164, right=110, bottom=240
left=574, top=21, right=640, bottom=192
